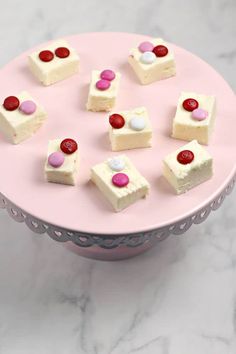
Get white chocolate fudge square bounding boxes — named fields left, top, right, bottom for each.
left=28, top=39, right=79, bottom=86
left=163, top=140, right=213, bottom=194
left=0, top=91, right=47, bottom=144
left=109, top=107, right=152, bottom=151
left=91, top=155, right=150, bottom=212
left=172, top=92, right=216, bottom=145
left=45, top=138, right=79, bottom=186
left=86, top=70, right=121, bottom=112
left=128, top=38, right=176, bottom=85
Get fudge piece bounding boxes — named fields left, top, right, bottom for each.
left=0, top=91, right=47, bottom=144
left=172, top=92, right=216, bottom=145
left=163, top=140, right=213, bottom=194
left=108, top=107, right=152, bottom=151
left=28, top=39, right=79, bottom=86
left=86, top=69, right=121, bottom=112
left=128, top=38, right=176, bottom=85
left=45, top=138, right=79, bottom=185
left=91, top=155, right=150, bottom=211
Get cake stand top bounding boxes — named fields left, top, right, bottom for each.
left=0, top=32, right=235, bottom=235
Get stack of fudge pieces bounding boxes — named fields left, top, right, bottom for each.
left=0, top=37, right=216, bottom=212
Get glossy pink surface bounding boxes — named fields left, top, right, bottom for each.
left=0, top=32, right=235, bottom=235
left=19, top=100, right=37, bottom=115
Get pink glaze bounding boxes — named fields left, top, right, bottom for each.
left=0, top=33, right=235, bottom=236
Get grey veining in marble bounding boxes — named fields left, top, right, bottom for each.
left=0, top=0, right=236, bottom=353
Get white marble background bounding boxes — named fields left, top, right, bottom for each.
left=0, top=0, right=236, bottom=353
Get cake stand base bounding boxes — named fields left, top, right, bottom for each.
left=65, top=238, right=159, bottom=261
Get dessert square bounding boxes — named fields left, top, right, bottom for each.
left=128, top=38, right=176, bottom=85
left=91, top=155, right=150, bottom=211
left=86, top=69, right=121, bottom=112
left=163, top=140, right=213, bottom=194
left=28, top=39, right=79, bottom=86
left=108, top=106, right=152, bottom=151
left=45, top=138, right=79, bottom=185
left=172, top=92, right=216, bottom=145
left=0, top=91, right=47, bottom=144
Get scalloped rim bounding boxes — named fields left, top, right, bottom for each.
left=0, top=173, right=235, bottom=249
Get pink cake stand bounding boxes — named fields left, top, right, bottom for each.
left=0, top=33, right=235, bottom=261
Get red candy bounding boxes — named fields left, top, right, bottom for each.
left=60, top=138, right=78, bottom=154
left=177, top=150, right=194, bottom=165
left=109, top=114, right=125, bottom=129
left=39, top=50, right=54, bottom=62
left=55, top=47, right=70, bottom=58
left=153, top=45, right=168, bottom=57
left=182, top=98, right=199, bottom=112
left=3, top=96, right=20, bottom=111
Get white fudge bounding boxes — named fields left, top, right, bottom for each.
left=163, top=140, right=213, bottom=194
left=91, top=155, right=150, bottom=211
left=45, top=139, right=79, bottom=185
left=128, top=38, right=176, bottom=85
left=172, top=92, right=216, bottom=145
left=28, top=39, right=79, bottom=86
left=109, top=107, right=152, bottom=151
left=0, top=91, right=47, bottom=144
left=86, top=70, right=121, bottom=112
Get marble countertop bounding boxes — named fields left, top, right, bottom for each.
left=0, top=0, right=236, bottom=353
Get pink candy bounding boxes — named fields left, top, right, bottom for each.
left=138, top=41, right=154, bottom=53
left=192, top=108, right=208, bottom=121
left=100, top=69, right=116, bottom=81
left=96, top=79, right=111, bottom=91
left=96, top=69, right=116, bottom=91
left=19, top=100, right=37, bottom=115
left=48, top=152, right=65, bottom=168
left=112, top=173, right=129, bottom=188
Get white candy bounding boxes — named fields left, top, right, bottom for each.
left=140, top=51, right=156, bottom=64
left=108, top=157, right=125, bottom=171
left=129, top=116, right=146, bottom=131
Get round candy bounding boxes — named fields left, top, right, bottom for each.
left=112, top=173, right=129, bottom=188
left=109, top=114, right=125, bottom=129
left=3, top=96, right=20, bottom=111
left=152, top=45, right=168, bottom=57
left=48, top=152, right=65, bottom=168
left=19, top=100, right=37, bottom=115
left=100, top=69, right=116, bottom=81
left=60, top=138, right=78, bottom=154
left=55, top=47, right=70, bottom=58
left=182, top=98, right=199, bottom=112
left=140, top=51, right=156, bottom=64
left=108, top=157, right=125, bottom=172
left=177, top=150, right=194, bottom=165
left=96, top=79, right=111, bottom=90
left=138, top=41, right=154, bottom=53
left=129, top=116, right=146, bottom=131
left=191, top=108, right=208, bottom=121
left=39, top=50, right=54, bottom=62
